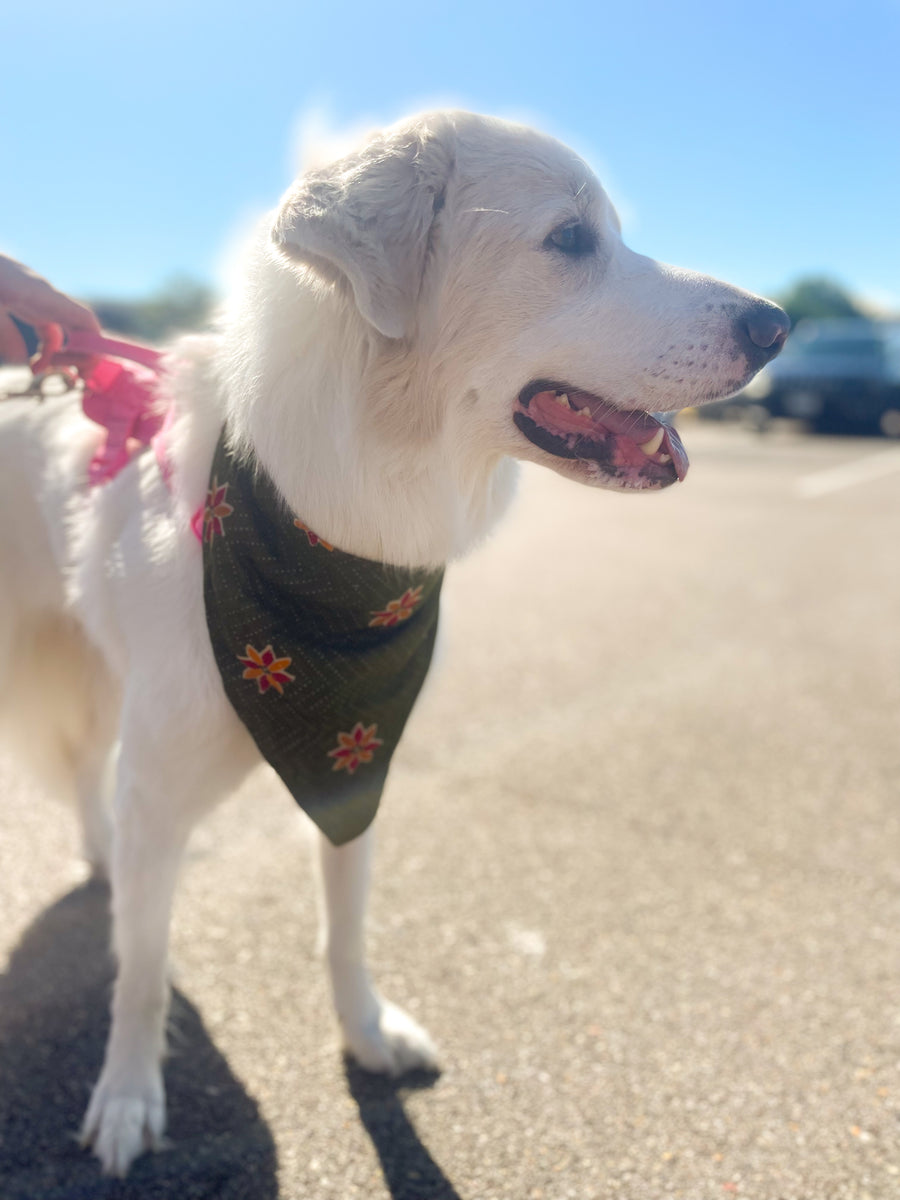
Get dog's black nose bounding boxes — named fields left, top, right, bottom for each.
left=746, top=307, right=791, bottom=350
left=739, top=302, right=791, bottom=365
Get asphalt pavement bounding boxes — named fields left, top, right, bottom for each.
left=1, top=419, right=899, bottom=1200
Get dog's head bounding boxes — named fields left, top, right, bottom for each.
left=271, top=110, right=789, bottom=495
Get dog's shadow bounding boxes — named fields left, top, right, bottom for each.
left=344, top=1060, right=463, bottom=1200
left=0, top=881, right=278, bottom=1199
left=1, top=882, right=464, bottom=1200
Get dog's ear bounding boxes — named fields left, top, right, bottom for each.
left=272, top=117, right=456, bottom=339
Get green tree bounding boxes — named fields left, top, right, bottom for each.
left=775, top=276, right=867, bottom=326
left=89, top=275, right=216, bottom=342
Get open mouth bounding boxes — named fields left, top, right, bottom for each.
left=513, top=381, right=689, bottom=489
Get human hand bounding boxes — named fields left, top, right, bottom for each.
left=0, top=254, right=100, bottom=366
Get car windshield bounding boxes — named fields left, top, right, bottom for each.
left=784, top=335, right=884, bottom=362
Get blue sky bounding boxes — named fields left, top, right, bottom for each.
left=2, top=0, right=897, bottom=311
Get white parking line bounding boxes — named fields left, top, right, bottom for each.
left=796, top=447, right=900, bottom=499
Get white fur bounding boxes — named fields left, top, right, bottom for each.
left=0, top=110, right=783, bottom=1176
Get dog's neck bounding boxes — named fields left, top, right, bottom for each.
left=213, top=242, right=518, bottom=569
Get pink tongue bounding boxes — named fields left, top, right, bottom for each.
left=569, top=392, right=667, bottom=440
left=661, top=422, right=689, bottom=481
left=532, top=389, right=665, bottom=438
left=530, top=390, right=689, bottom=481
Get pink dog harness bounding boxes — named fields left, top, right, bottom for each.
left=46, top=330, right=202, bottom=535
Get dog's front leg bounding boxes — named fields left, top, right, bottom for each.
left=319, top=826, right=439, bottom=1075
left=81, top=764, right=190, bottom=1176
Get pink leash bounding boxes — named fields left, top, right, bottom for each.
left=46, top=330, right=204, bottom=538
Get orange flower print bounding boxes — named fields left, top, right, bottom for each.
left=369, top=586, right=424, bottom=628
left=203, top=477, right=234, bottom=543
left=238, top=644, right=295, bottom=695
left=293, top=518, right=334, bottom=551
left=327, top=722, right=384, bottom=774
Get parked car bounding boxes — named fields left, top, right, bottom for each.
left=737, top=318, right=900, bottom=436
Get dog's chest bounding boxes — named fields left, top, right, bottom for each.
left=200, top=431, right=444, bottom=846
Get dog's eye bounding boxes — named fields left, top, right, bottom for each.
left=545, top=222, right=594, bottom=256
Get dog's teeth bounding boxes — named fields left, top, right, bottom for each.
left=638, top=429, right=665, bottom=455
left=658, top=453, right=671, bottom=463
left=555, top=393, right=572, bottom=409
left=578, top=406, right=591, bottom=418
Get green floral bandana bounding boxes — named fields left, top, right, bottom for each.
left=201, top=430, right=444, bottom=845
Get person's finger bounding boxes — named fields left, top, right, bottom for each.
left=30, top=323, right=65, bottom=373
left=0, top=257, right=100, bottom=335
left=43, top=290, right=101, bottom=333
left=8, top=289, right=100, bottom=335
left=0, top=312, right=29, bottom=364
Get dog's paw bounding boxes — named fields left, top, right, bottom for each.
left=342, top=1000, right=439, bottom=1076
left=80, top=1069, right=166, bottom=1177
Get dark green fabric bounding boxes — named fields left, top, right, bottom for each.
left=201, top=430, right=444, bottom=845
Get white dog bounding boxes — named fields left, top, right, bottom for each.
left=0, top=110, right=788, bottom=1176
